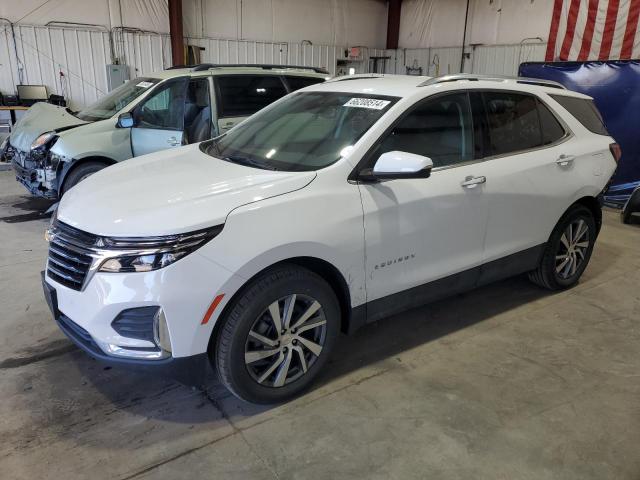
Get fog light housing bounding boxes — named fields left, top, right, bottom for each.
left=153, top=308, right=172, bottom=353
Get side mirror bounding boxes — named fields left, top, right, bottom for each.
left=359, top=151, right=433, bottom=181
left=116, top=112, right=134, bottom=128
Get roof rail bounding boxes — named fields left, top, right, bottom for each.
left=418, top=73, right=566, bottom=90
left=182, top=63, right=330, bottom=74
left=325, top=73, right=385, bottom=82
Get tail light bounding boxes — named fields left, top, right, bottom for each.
left=609, top=143, right=622, bottom=163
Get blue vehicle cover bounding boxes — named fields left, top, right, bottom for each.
left=519, top=60, right=640, bottom=207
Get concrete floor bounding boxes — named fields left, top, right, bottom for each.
left=1, top=169, right=639, bottom=480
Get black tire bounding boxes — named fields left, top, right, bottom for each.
left=528, top=204, right=597, bottom=290
left=61, top=161, right=107, bottom=196
left=214, top=264, right=340, bottom=404
left=621, top=188, right=640, bottom=224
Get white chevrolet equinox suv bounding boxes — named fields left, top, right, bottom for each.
left=43, top=74, right=619, bottom=404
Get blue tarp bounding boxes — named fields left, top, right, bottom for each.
left=519, top=60, right=640, bottom=207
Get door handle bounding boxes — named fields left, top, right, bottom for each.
left=556, top=154, right=575, bottom=166
left=461, top=175, right=486, bottom=188
left=167, top=136, right=180, bottom=146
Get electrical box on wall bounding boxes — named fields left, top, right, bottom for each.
left=106, top=65, right=130, bottom=91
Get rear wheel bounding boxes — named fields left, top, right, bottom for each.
left=621, top=188, right=640, bottom=224
left=529, top=204, right=596, bottom=290
left=214, top=265, right=340, bottom=404
left=61, top=161, right=108, bottom=196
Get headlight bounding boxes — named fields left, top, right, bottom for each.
left=31, top=131, right=57, bottom=151
left=44, top=206, right=59, bottom=242
left=98, top=225, right=223, bottom=273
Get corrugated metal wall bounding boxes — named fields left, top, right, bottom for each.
left=1, top=23, right=549, bottom=110
left=470, top=43, right=547, bottom=76
left=1, top=23, right=170, bottom=110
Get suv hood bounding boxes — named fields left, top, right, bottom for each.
left=10, top=103, right=86, bottom=151
left=59, top=144, right=316, bottom=236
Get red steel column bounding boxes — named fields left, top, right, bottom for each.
left=386, top=0, right=402, bottom=49
left=169, top=0, right=184, bottom=66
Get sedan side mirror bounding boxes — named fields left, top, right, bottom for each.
left=116, top=112, right=134, bottom=129
left=359, top=151, right=433, bottom=181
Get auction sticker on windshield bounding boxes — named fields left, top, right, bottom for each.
left=343, top=98, right=391, bottom=110
left=136, top=81, right=154, bottom=88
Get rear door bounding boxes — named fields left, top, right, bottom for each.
left=474, top=90, right=575, bottom=269
left=131, top=78, right=188, bottom=156
left=214, top=75, right=288, bottom=133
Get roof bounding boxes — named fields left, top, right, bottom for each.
left=304, top=73, right=592, bottom=100
left=148, top=64, right=330, bottom=80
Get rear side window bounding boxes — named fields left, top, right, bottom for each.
left=285, top=76, right=325, bottom=92
left=550, top=95, right=608, bottom=135
left=483, top=92, right=542, bottom=155
left=537, top=101, right=566, bottom=145
left=217, top=75, right=287, bottom=117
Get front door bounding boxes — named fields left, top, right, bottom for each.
left=131, top=78, right=187, bottom=156
left=359, top=92, right=490, bottom=320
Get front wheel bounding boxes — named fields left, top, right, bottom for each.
left=213, top=265, right=340, bottom=404
left=528, top=204, right=597, bottom=290
left=61, top=161, right=107, bottom=196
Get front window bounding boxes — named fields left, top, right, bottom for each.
left=75, top=77, right=161, bottom=121
left=372, top=92, right=475, bottom=169
left=202, top=92, right=399, bottom=171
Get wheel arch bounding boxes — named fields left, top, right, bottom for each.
left=572, top=195, right=602, bottom=234
left=207, top=256, right=358, bottom=355
left=59, top=155, right=117, bottom=194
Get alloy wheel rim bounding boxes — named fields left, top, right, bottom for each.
left=555, top=218, right=590, bottom=280
left=244, top=294, right=327, bottom=388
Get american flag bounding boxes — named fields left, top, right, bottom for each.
left=546, top=0, right=640, bottom=61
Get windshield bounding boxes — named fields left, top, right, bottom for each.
left=75, top=77, right=161, bottom=121
left=202, top=91, right=399, bottom=171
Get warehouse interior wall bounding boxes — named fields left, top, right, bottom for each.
left=0, top=0, right=559, bottom=110
left=182, top=0, right=388, bottom=48
left=400, top=0, right=555, bottom=48
left=1, top=0, right=389, bottom=47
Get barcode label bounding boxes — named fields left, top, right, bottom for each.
left=343, top=98, right=391, bottom=110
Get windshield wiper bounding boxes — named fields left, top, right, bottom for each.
left=223, top=155, right=278, bottom=171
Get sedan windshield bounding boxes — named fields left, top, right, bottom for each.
left=202, top=91, right=399, bottom=171
left=75, top=77, right=160, bottom=121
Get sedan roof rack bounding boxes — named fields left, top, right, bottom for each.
left=418, top=73, right=566, bottom=90
left=182, top=63, right=330, bottom=74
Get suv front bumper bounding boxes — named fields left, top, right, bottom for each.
left=42, top=271, right=210, bottom=385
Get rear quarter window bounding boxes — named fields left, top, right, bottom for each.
left=550, top=95, right=609, bottom=135
left=285, top=76, right=325, bottom=91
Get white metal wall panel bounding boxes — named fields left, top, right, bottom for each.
left=398, top=47, right=463, bottom=76
left=2, top=25, right=168, bottom=110
left=471, top=43, right=547, bottom=76
left=0, top=23, right=550, bottom=110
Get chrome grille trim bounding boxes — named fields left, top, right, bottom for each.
left=45, top=221, right=223, bottom=291
left=47, top=222, right=96, bottom=291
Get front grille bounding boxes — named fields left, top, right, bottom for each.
left=47, top=222, right=97, bottom=290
